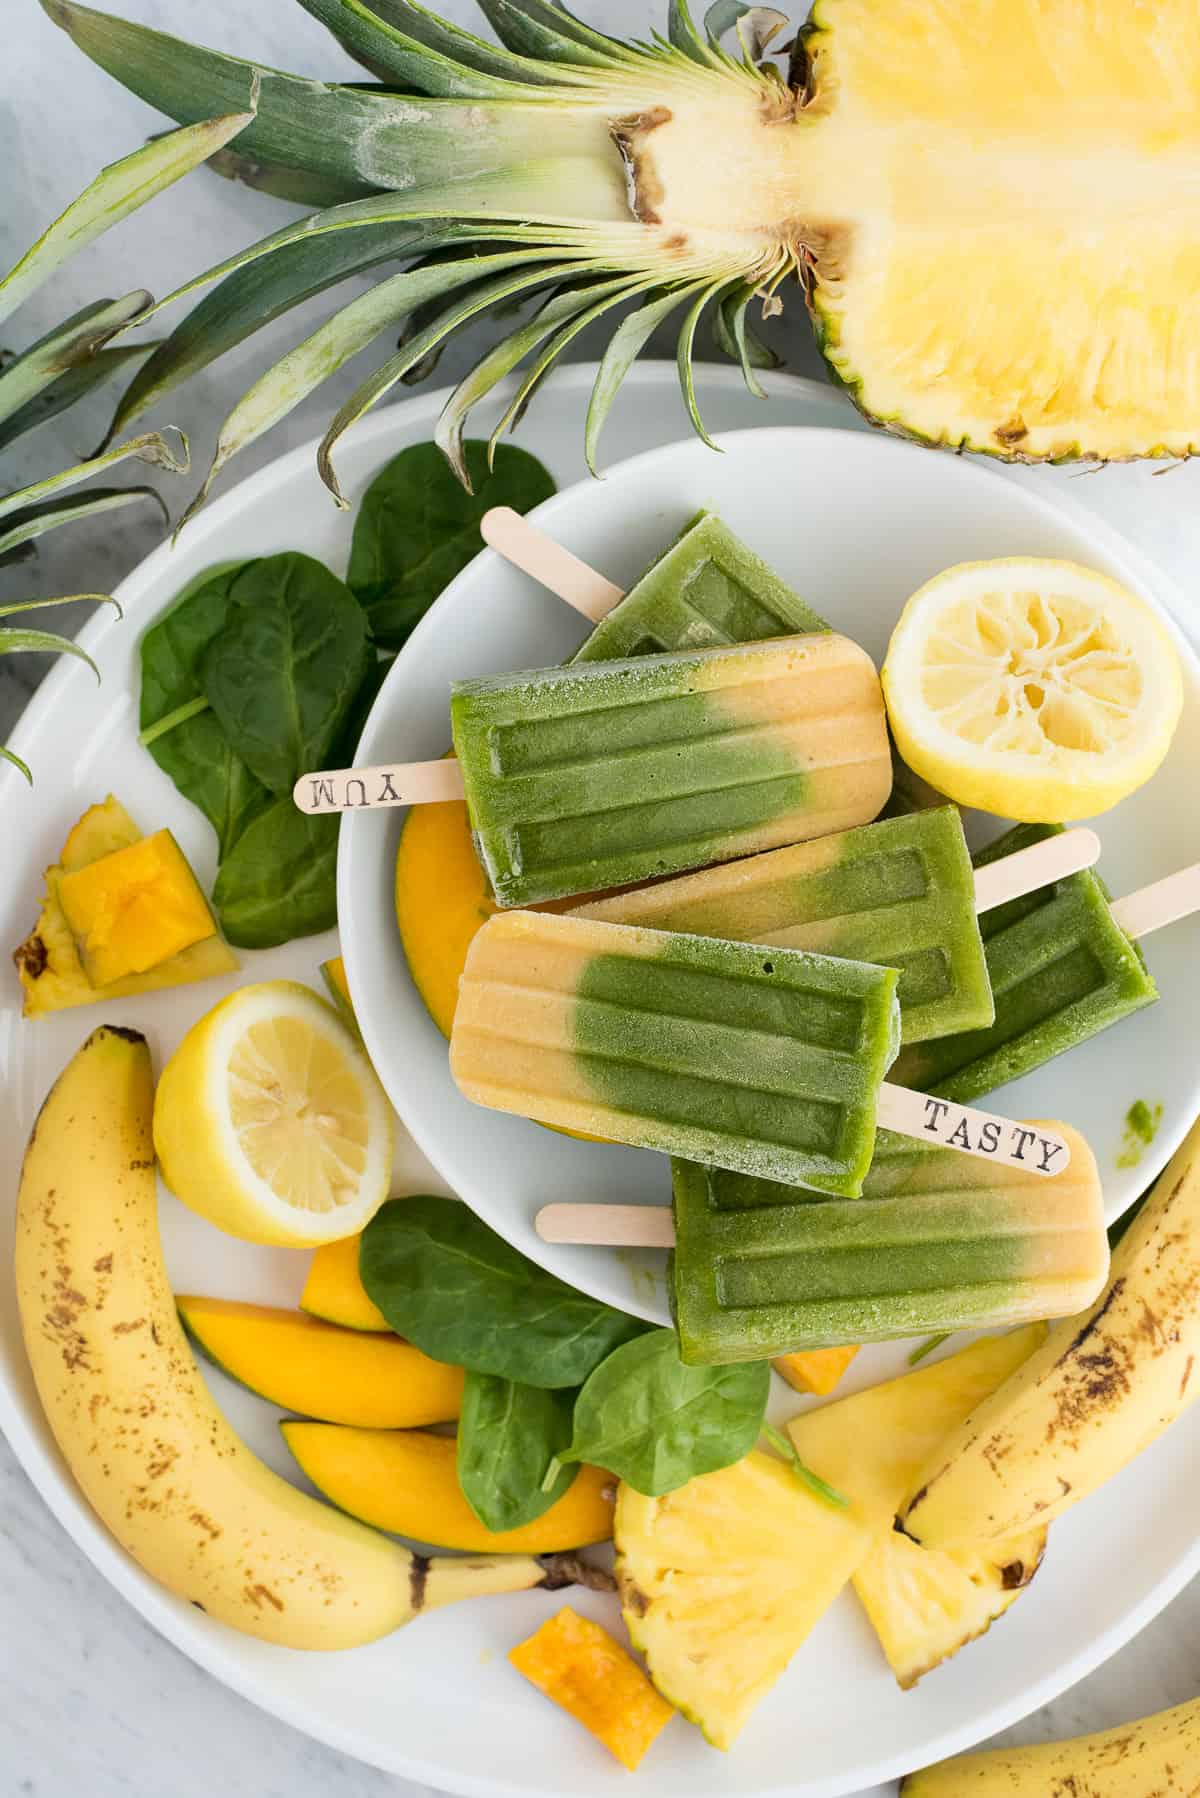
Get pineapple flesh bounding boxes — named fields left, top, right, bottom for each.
left=42, top=0, right=1200, bottom=501
left=615, top=1450, right=872, bottom=1751
left=788, top=1327, right=1048, bottom=1689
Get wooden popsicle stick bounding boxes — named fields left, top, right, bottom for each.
left=972, top=827, right=1100, bottom=914
left=292, top=757, right=464, bottom=815
left=877, top=1085, right=1070, bottom=1176
left=538, top=1203, right=675, bottom=1247
left=1110, top=862, right=1200, bottom=942
left=480, top=506, right=625, bottom=623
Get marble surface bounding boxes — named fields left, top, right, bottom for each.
left=4, top=1, right=1200, bottom=1793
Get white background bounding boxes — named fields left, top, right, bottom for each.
left=4, top=2, right=1200, bottom=1794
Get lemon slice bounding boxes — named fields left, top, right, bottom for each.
left=882, top=558, right=1183, bottom=820
left=153, top=980, right=394, bottom=1246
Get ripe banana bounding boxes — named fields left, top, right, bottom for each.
left=15, top=1026, right=589, bottom=1649
left=901, top=1692, right=1200, bottom=1793
left=900, top=1112, right=1200, bottom=1548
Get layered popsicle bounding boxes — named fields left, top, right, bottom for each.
left=450, top=634, right=892, bottom=907
left=890, top=823, right=1157, bottom=1103
left=449, top=911, right=901, bottom=1195
left=574, top=807, right=989, bottom=1046
left=573, top=510, right=829, bottom=662
left=670, top=1123, right=1108, bottom=1364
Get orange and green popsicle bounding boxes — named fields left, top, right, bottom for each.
left=574, top=807, right=988, bottom=1046
left=450, top=634, right=892, bottom=908
left=449, top=911, right=901, bottom=1196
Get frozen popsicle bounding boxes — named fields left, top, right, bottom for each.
left=574, top=807, right=989, bottom=1046
left=449, top=633, right=892, bottom=907
left=890, top=823, right=1157, bottom=1104
left=571, top=510, right=829, bottom=661
left=449, top=911, right=902, bottom=1196
left=668, top=1124, right=1108, bottom=1363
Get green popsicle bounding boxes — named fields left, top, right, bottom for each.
left=573, top=510, right=828, bottom=662
left=889, top=822, right=1157, bottom=1103
left=450, top=634, right=892, bottom=907
left=574, top=807, right=990, bottom=1045
left=670, top=1123, right=1109, bottom=1364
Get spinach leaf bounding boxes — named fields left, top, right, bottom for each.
left=348, top=439, right=556, bottom=650
left=555, top=1328, right=769, bottom=1496
left=360, top=1196, right=646, bottom=1389
left=456, top=1371, right=576, bottom=1533
left=212, top=801, right=338, bottom=948
left=199, top=552, right=371, bottom=796
left=138, top=562, right=272, bottom=856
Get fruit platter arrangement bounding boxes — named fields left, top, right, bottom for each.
left=7, top=0, right=1200, bottom=1790
left=8, top=397, right=1200, bottom=1791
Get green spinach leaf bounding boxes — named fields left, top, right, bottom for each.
left=556, top=1328, right=769, bottom=1496
left=199, top=552, right=371, bottom=796
left=456, top=1371, right=576, bottom=1532
left=138, top=561, right=272, bottom=856
left=348, top=440, right=556, bottom=650
left=212, top=801, right=339, bottom=948
left=359, top=1196, right=645, bottom=1389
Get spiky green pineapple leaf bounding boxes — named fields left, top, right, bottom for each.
left=0, top=343, right=154, bottom=454
left=204, top=143, right=378, bottom=208
left=471, top=0, right=628, bottom=66
left=108, top=220, right=497, bottom=440
left=0, top=430, right=188, bottom=525
left=583, top=280, right=706, bottom=473
left=0, top=487, right=166, bottom=563
left=186, top=247, right=573, bottom=523
left=0, top=293, right=151, bottom=427
left=344, top=0, right=593, bottom=87
left=0, top=108, right=252, bottom=329
left=295, top=0, right=554, bottom=95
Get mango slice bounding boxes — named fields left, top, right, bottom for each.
left=283, top=1422, right=615, bottom=1553
left=773, top=1346, right=860, bottom=1396
left=178, top=1297, right=463, bottom=1427
left=14, top=796, right=237, bottom=1017
left=510, top=1606, right=674, bottom=1772
left=301, top=1234, right=390, bottom=1332
left=394, top=794, right=498, bottom=1038
left=57, top=828, right=217, bottom=986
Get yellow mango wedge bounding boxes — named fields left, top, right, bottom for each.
left=301, top=1234, right=390, bottom=1333
left=178, top=1297, right=463, bottom=1428
left=284, top=1423, right=615, bottom=1554
left=773, top=1346, right=860, bottom=1397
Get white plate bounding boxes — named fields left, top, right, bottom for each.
left=1, top=364, right=1198, bottom=1798
left=342, top=422, right=1200, bottom=1327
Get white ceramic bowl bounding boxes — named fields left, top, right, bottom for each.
left=340, top=423, right=1200, bottom=1325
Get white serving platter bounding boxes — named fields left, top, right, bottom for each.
left=2, top=364, right=1199, bottom=1798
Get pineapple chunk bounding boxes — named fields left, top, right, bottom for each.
left=774, top=1346, right=860, bottom=1397
left=13, top=796, right=237, bottom=1016
left=854, top=1527, right=1044, bottom=1690
left=616, top=1450, right=872, bottom=1751
left=789, top=1328, right=1048, bottom=1688
left=787, top=1328, right=1046, bottom=1535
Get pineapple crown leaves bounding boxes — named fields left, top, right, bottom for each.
left=0, top=107, right=254, bottom=782
left=41, top=0, right=799, bottom=514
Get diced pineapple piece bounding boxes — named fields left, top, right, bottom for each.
left=854, top=1527, right=1045, bottom=1690
left=509, top=1606, right=674, bottom=1772
left=13, top=796, right=237, bottom=1017
left=774, top=1346, right=860, bottom=1396
left=57, top=828, right=216, bottom=986
left=616, top=1450, right=873, bottom=1750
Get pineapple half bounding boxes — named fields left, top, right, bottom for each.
left=42, top=0, right=1200, bottom=514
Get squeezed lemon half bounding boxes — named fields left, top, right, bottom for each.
left=153, top=980, right=394, bottom=1246
left=882, top=557, right=1183, bottom=820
